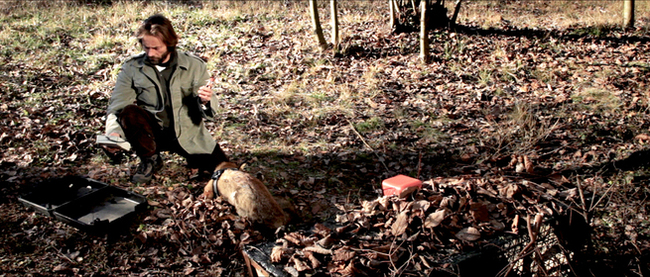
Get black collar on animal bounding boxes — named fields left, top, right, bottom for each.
left=210, top=167, right=239, bottom=196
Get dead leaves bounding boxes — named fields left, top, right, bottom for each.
left=271, top=240, right=291, bottom=263
left=424, top=209, right=446, bottom=228
left=261, top=168, right=594, bottom=276
left=263, top=176, right=535, bottom=275
left=304, top=251, right=321, bottom=268
left=469, top=201, right=489, bottom=222
left=4, top=2, right=649, bottom=276
left=634, top=133, right=650, bottom=143
left=390, top=211, right=409, bottom=236
left=499, top=183, right=522, bottom=199
left=510, top=154, right=535, bottom=174
left=332, top=247, right=356, bottom=262
left=455, top=227, right=481, bottom=242
left=135, top=188, right=265, bottom=272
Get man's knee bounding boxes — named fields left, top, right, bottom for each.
left=119, top=105, right=151, bottom=129
left=119, top=104, right=145, bottom=119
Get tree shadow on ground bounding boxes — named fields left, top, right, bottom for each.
left=230, top=146, right=459, bottom=200
left=339, top=23, right=650, bottom=60
left=452, top=24, right=650, bottom=44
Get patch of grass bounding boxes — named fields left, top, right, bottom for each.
left=490, top=45, right=509, bottom=61
left=410, top=119, right=448, bottom=145
left=529, top=68, right=554, bottom=85
left=478, top=68, right=493, bottom=87
left=538, top=38, right=564, bottom=54
left=392, top=106, right=408, bottom=120
left=32, top=140, right=52, bottom=163
left=442, top=38, right=467, bottom=60
left=88, top=31, right=120, bottom=50
left=499, top=63, right=520, bottom=83
left=362, top=65, right=383, bottom=98
left=355, top=117, right=384, bottom=134
left=627, top=61, right=650, bottom=72
left=308, top=91, right=331, bottom=103
left=572, top=88, right=622, bottom=114
left=270, top=82, right=300, bottom=107
left=569, top=24, right=617, bottom=37
left=482, top=101, right=561, bottom=158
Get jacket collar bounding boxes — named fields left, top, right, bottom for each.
left=134, top=49, right=189, bottom=71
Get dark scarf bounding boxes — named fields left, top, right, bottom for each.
left=146, top=48, right=177, bottom=129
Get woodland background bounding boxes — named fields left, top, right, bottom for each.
left=0, top=0, right=649, bottom=276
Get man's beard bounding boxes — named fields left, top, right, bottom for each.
left=147, top=50, right=170, bottom=65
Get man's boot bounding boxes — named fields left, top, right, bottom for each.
left=132, top=153, right=163, bottom=183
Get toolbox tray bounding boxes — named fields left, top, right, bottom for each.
left=53, top=185, right=147, bottom=233
left=18, top=176, right=108, bottom=217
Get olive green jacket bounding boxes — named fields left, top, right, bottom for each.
left=105, top=51, right=219, bottom=154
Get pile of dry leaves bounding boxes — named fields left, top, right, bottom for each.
left=141, top=155, right=586, bottom=276
left=132, top=187, right=270, bottom=275
left=263, top=169, right=583, bottom=276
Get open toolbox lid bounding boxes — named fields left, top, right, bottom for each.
left=18, top=176, right=108, bottom=217
left=18, top=176, right=147, bottom=233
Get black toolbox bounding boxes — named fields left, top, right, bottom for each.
left=18, top=176, right=147, bottom=233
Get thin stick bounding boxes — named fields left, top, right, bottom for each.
left=347, top=119, right=389, bottom=172
left=576, top=179, right=590, bottom=223
left=55, top=248, right=75, bottom=263
left=499, top=213, right=543, bottom=277
left=417, top=151, right=422, bottom=179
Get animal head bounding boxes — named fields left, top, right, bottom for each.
left=202, top=179, right=217, bottom=199
left=202, top=161, right=239, bottom=199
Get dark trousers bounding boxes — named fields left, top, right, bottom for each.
left=118, top=104, right=229, bottom=170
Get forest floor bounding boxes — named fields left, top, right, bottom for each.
left=1, top=1, right=649, bottom=276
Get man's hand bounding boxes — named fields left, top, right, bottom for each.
left=102, top=132, right=123, bottom=154
left=198, top=78, right=214, bottom=103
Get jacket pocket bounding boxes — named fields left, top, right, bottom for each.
left=180, top=84, right=195, bottom=97
left=134, top=80, right=161, bottom=110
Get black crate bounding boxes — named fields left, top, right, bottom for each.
left=243, top=242, right=288, bottom=277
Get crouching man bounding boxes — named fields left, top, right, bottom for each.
left=103, top=14, right=228, bottom=183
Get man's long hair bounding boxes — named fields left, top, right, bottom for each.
left=136, top=14, right=179, bottom=47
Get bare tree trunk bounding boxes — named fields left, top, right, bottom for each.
left=331, top=0, right=339, bottom=49
left=624, top=0, right=635, bottom=28
left=310, top=0, right=328, bottom=50
left=450, top=0, right=463, bottom=26
left=389, top=0, right=398, bottom=31
left=420, top=0, right=430, bottom=63
left=410, top=0, right=418, bottom=13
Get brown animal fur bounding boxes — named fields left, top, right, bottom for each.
left=203, top=161, right=288, bottom=229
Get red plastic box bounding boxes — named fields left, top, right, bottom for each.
left=382, top=174, right=422, bottom=198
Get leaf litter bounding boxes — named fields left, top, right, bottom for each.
left=1, top=1, right=650, bottom=276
